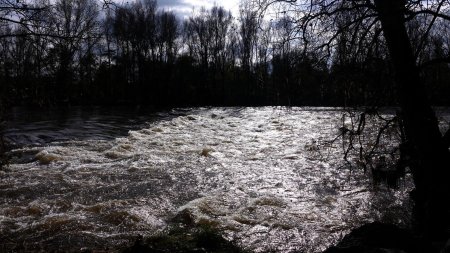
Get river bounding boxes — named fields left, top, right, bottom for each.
left=0, top=107, right=427, bottom=252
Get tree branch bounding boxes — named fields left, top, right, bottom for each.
left=419, top=56, right=450, bottom=68
left=413, top=0, right=446, bottom=59
left=406, top=9, right=450, bottom=22
left=444, top=128, right=450, bottom=148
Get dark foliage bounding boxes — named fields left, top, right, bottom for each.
left=323, top=222, right=434, bottom=253
left=1, top=0, right=448, bottom=108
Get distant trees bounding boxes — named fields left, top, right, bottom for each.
left=51, top=0, right=100, bottom=101
left=239, top=3, right=257, bottom=73
left=0, top=0, right=449, bottom=108
left=0, top=0, right=100, bottom=105
left=157, top=11, right=178, bottom=63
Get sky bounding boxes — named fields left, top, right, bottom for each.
left=156, top=0, right=241, bottom=19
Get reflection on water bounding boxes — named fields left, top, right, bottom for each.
left=0, top=107, right=413, bottom=252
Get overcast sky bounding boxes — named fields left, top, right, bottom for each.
left=156, top=0, right=241, bottom=19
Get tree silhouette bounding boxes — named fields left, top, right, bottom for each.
left=257, top=0, right=450, bottom=239
left=375, top=0, right=450, bottom=238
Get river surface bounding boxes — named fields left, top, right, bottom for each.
left=0, top=107, right=432, bottom=252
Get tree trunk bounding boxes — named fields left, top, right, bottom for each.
left=374, top=0, right=450, bottom=239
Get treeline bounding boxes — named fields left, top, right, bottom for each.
left=0, top=0, right=449, bottom=107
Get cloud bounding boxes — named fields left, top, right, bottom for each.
left=158, top=0, right=190, bottom=9
left=112, top=0, right=240, bottom=19
left=156, top=0, right=240, bottom=19
left=157, top=0, right=193, bottom=18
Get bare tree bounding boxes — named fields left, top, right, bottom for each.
left=1, top=0, right=43, bottom=34
left=255, top=0, right=450, bottom=239
left=239, top=2, right=258, bottom=73
left=156, top=10, right=178, bottom=63
left=185, top=7, right=212, bottom=68
left=49, top=0, right=99, bottom=101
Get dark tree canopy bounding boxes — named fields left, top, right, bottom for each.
left=0, top=0, right=449, bottom=108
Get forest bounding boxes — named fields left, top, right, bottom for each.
left=0, top=0, right=449, bottom=110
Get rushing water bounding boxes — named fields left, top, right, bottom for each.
left=0, top=107, right=417, bottom=252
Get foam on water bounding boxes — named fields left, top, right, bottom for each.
left=0, top=107, right=412, bottom=252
